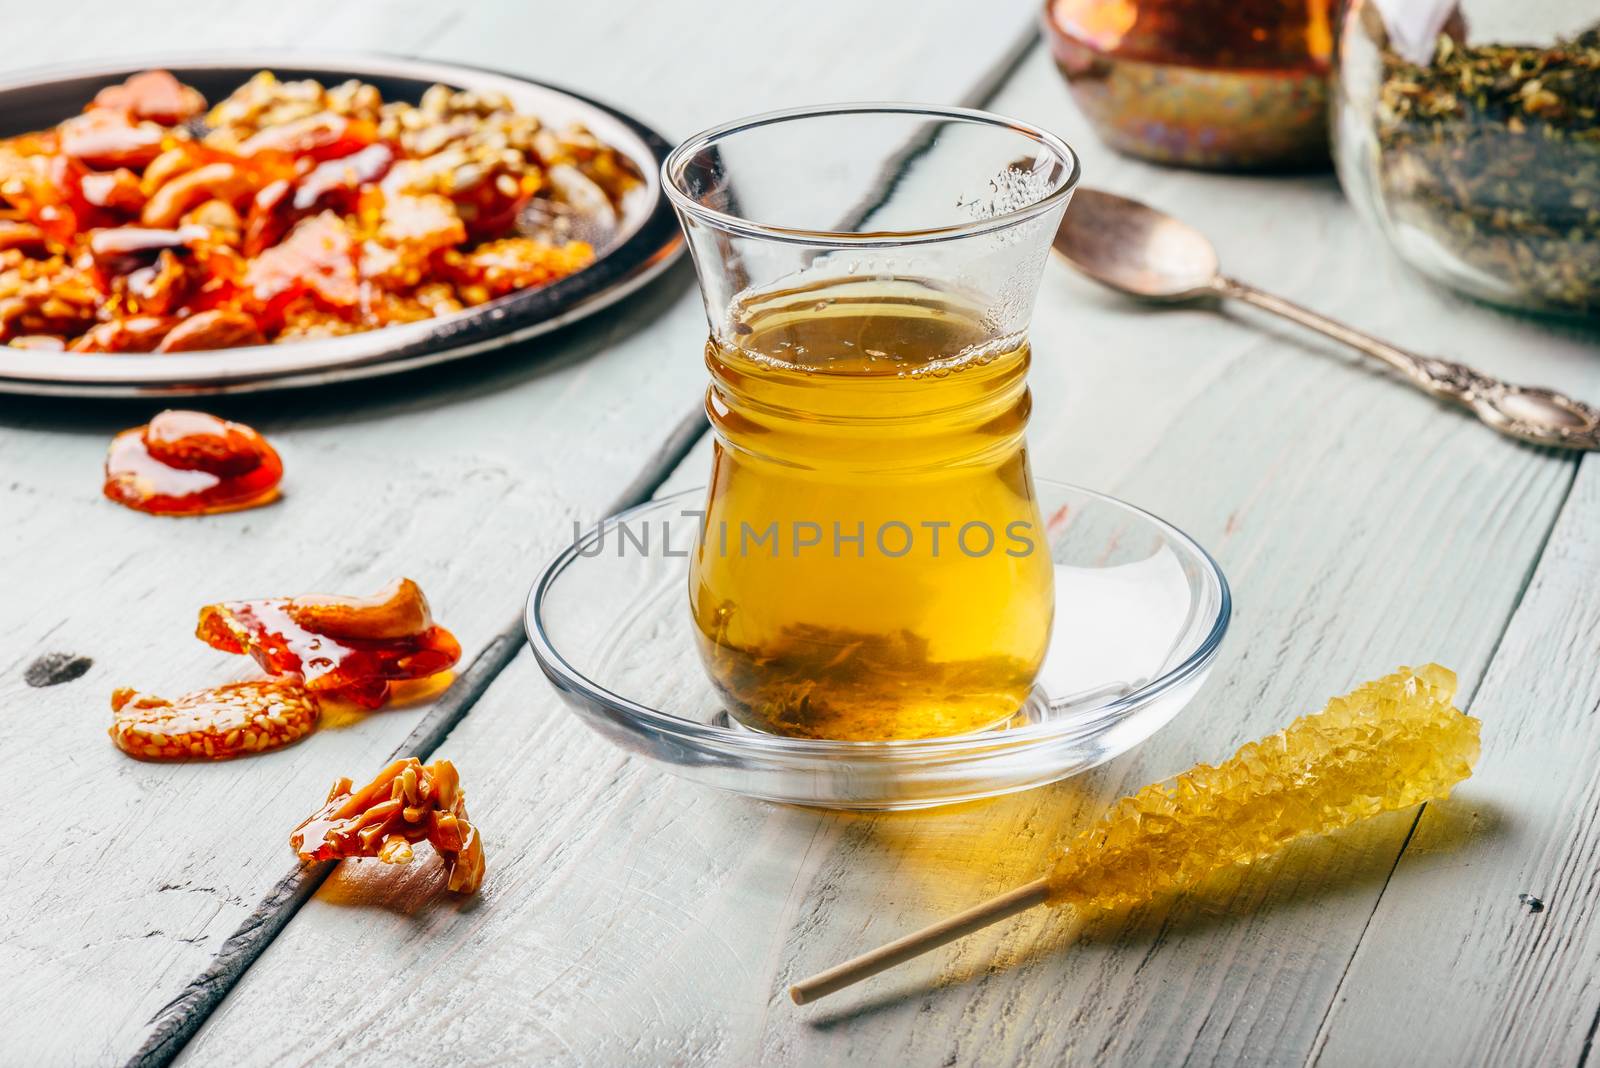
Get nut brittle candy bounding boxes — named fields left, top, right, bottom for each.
left=2, top=69, right=640, bottom=352
left=291, top=757, right=485, bottom=893
left=196, top=577, right=461, bottom=708
left=104, top=409, right=283, bottom=516
left=110, top=679, right=319, bottom=760
left=1047, top=665, right=1481, bottom=911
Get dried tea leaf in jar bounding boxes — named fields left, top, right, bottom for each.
left=1338, top=9, right=1600, bottom=313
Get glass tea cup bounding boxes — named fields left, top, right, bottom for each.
left=663, top=104, right=1080, bottom=742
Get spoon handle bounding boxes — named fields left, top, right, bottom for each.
left=1212, top=275, right=1600, bottom=452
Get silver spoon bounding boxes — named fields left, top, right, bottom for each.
left=1053, top=188, right=1600, bottom=451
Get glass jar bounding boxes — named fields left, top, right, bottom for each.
left=1333, top=0, right=1600, bottom=314
left=663, top=105, right=1079, bottom=742
left=1043, top=0, right=1333, bottom=169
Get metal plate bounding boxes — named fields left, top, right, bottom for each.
left=0, top=52, right=684, bottom=396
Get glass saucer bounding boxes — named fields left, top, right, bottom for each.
left=524, top=480, right=1230, bottom=810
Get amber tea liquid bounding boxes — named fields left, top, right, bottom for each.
left=690, top=278, right=1054, bottom=741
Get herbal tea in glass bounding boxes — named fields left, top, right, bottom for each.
left=665, top=106, right=1079, bottom=741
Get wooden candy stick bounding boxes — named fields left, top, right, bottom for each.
left=792, top=665, right=1481, bottom=1005
left=791, top=878, right=1050, bottom=1004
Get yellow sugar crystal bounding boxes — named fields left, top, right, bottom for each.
left=1048, top=665, right=1480, bottom=911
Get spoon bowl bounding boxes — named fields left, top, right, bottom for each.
left=1053, top=189, right=1220, bottom=301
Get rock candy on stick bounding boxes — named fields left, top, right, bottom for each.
left=790, top=665, right=1481, bottom=1005
left=1048, top=664, right=1479, bottom=910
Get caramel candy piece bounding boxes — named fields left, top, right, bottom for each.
left=447, top=237, right=595, bottom=303
left=103, top=409, right=283, bottom=516
left=91, top=70, right=206, bottom=125
left=244, top=211, right=360, bottom=318
left=57, top=109, right=165, bottom=169
left=110, top=679, right=319, bottom=760
left=291, top=757, right=485, bottom=894
left=69, top=315, right=178, bottom=353
left=87, top=224, right=207, bottom=279
left=196, top=578, right=461, bottom=708
left=286, top=577, right=435, bottom=640
left=155, top=309, right=265, bottom=352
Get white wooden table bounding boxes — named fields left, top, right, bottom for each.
left=5, top=3, right=1600, bottom=1065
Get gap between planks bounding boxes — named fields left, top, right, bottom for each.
left=126, top=27, right=1045, bottom=1068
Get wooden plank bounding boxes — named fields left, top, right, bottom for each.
left=1309, top=454, right=1600, bottom=1068
left=0, top=0, right=447, bottom=65
left=0, top=2, right=1044, bottom=1064
left=175, top=46, right=1600, bottom=1066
